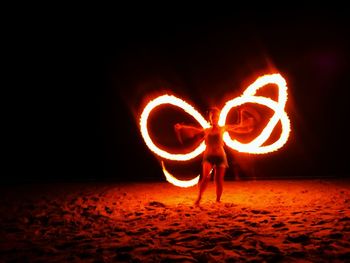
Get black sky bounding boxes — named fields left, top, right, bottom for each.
left=14, top=10, right=350, bottom=182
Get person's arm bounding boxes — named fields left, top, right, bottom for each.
left=225, top=117, right=255, bottom=134
left=225, top=107, right=260, bottom=134
left=174, top=123, right=204, bottom=144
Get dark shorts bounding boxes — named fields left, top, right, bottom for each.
left=203, top=155, right=228, bottom=167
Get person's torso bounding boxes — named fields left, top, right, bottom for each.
left=204, top=126, right=225, bottom=157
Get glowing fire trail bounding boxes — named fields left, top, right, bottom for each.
left=219, top=74, right=290, bottom=154
left=161, top=161, right=200, bottom=187
left=140, top=95, right=210, bottom=161
left=139, top=73, right=291, bottom=187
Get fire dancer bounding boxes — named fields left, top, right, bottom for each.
left=175, top=107, right=256, bottom=205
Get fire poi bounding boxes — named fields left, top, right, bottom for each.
left=140, top=74, right=291, bottom=187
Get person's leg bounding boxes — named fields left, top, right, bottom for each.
left=215, top=166, right=226, bottom=202
left=195, top=162, right=212, bottom=205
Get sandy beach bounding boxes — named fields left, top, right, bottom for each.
left=1, top=179, right=350, bottom=262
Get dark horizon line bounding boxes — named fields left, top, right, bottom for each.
left=1, top=174, right=348, bottom=185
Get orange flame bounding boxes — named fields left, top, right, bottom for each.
left=140, top=94, right=210, bottom=161
left=219, top=74, right=290, bottom=153
left=161, top=161, right=200, bottom=187
left=139, top=74, right=291, bottom=186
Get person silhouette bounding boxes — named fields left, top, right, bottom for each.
left=174, top=107, right=255, bottom=205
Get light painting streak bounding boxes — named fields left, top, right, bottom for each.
left=139, top=73, right=291, bottom=186
left=218, top=74, right=290, bottom=153
left=161, top=161, right=200, bottom=187
left=140, top=95, right=210, bottom=161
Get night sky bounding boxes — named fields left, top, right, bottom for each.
left=16, top=10, right=350, bottom=182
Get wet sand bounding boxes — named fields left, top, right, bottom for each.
left=1, top=179, right=350, bottom=262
